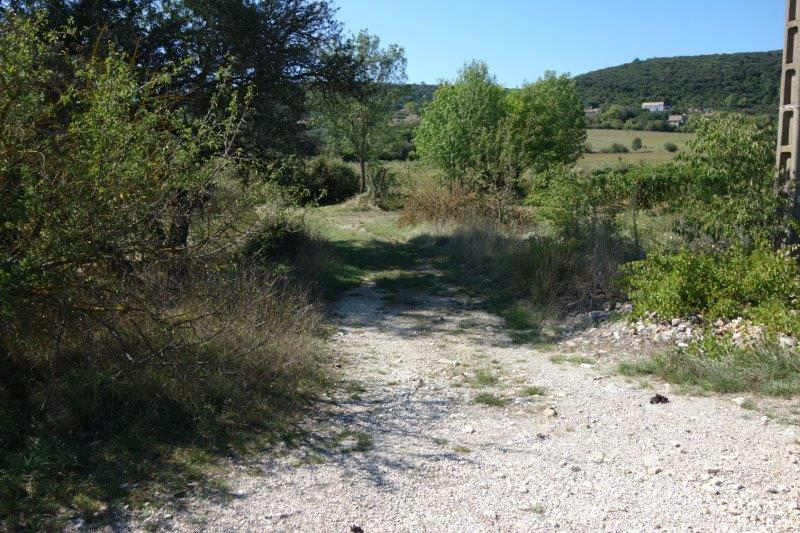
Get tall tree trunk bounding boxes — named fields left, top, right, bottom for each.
left=167, top=188, right=192, bottom=289
left=359, top=158, right=366, bottom=194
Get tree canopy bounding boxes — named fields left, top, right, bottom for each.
left=309, top=30, right=407, bottom=192
left=1, top=0, right=358, bottom=154
left=416, top=62, right=585, bottom=190
left=575, top=51, right=781, bottom=114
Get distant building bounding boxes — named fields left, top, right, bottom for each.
left=668, top=114, right=687, bottom=128
left=642, top=101, right=667, bottom=112
left=584, top=107, right=601, bottom=118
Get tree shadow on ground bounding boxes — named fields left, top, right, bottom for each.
left=68, top=228, right=628, bottom=530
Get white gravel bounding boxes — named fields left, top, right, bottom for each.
left=124, top=281, right=800, bottom=532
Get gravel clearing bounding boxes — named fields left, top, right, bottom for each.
left=123, top=276, right=800, bottom=532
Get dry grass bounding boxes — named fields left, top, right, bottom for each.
left=0, top=220, right=331, bottom=530
left=439, top=223, right=634, bottom=314
left=400, top=180, right=533, bottom=231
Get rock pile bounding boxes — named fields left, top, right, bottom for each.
left=560, top=304, right=797, bottom=355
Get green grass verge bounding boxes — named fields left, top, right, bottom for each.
left=619, top=339, right=800, bottom=397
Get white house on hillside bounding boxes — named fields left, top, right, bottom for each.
left=668, top=114, right=687, bottom=128
left=642, top=101, right=667, bottom=112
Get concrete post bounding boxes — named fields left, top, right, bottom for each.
left=778, top=0, right=800, bottom=226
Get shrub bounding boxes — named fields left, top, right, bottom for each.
left=266, top=156, right=359, bottom=206
left=368, top=164, right=403, bottom=210
left=307, top=157, right=360, bottom=205
left=0, top=15, right=329, bottom=528
left=622, top=247, right=800, bottom=333
left=671, top=114, right=787, bottom=247
left=664, top=142, right=679, bottom=152
left=632, top=137, right=643, bottom=151
left=601, top=142, right=629, bottom=154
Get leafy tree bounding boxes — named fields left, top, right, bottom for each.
left=0, top=12, right=248, bottom=333
left=504, top=72, right=586, bottom=175
left=415, top=61, right=506, bottom=183
left=310, top=30, right=407, bottom=193
left=3, top=0, right=355, bottom=154
left=416, top=63, right=585, bottom=190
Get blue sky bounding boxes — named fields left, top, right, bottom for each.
left=334, top=0, right=785, bottom=87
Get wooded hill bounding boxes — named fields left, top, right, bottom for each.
left=574, top=51, right=781, bottom=113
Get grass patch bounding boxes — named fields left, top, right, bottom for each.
left=471, top=368, right=500, bottom=387
left=335, top=431, right=374, bottom=453
left=453, top=445, right=472, bottom=454
left=740, top=399, right=759, bottom=411
left=520, top=386, right=548, bottom=397
left=473, top=393, right=509, bottom=407
left=550, top=354, right=596, bottom=365
left=618, top=339, right=800, bottom=397
left=0, top=266, right=327, bottom=530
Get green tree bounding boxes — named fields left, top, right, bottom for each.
left=415, top=60, right=506, bottom=183
left=310, top=30, right=407, bottom=193
left=5, top=0, right=356, bottom=155
left=0, top=12, right=248, bottom=333
left=504, top=72, right=587, bottom=175
left=416, top=63, right=585, bottom=190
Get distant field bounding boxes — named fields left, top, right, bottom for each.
left=579, top=129, right=694, bottom=170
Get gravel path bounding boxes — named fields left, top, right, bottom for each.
left=133, top=274, right=800, bottom=532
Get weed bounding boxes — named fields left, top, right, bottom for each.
left=336, top=431, right=374, bottom=453
left=550, top=354, right=595, bottom=365
left=618, top=339, right=800, bottom=397
left=472, top=368, right=500, bottom=387
left=473, top=393, right=509, bottom=407
left=453, top=445, right=472, bottom=454
left=433, top=438, right=449, bottom=446
left=740, top=399, right=758, bottom=411
left=520, top=386, right=547, bottom=397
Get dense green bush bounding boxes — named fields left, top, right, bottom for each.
left=307, top=158, right=360, bottom=205
left=602, top=142, right=629, bottom=154
left=368, top=164, right=403, bottom=210
left=664, top=142, right=678, bottom=153
left=670, top=114, right=787, bottom=247
left=266, top=156, right=359, bottom=205
left=622, top=247, right=800, bottom=333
